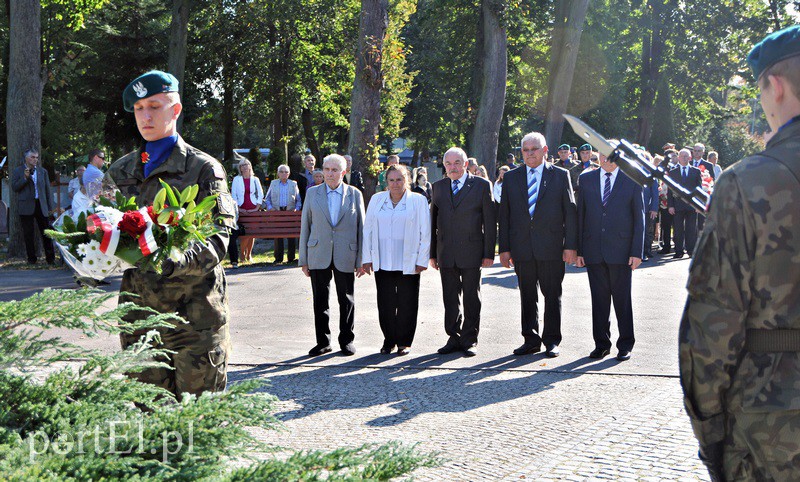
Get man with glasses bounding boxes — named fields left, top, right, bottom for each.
left=265, top=164, right=302, bottom=263
left=691, top=143, right=716, bottom=180
left=499, top=132, right=577, bottom=358
left=82, top=148, right=106, bottom=201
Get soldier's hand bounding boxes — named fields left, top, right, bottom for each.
left=698, top=442, right=725, bottom=482
left=481, top=258, right=494, bottom=268
left=576, top=256, right=585, bottom=268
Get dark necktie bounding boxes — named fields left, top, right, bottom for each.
left=452, top=179, right=460, bottom=195
left=682, top=166, right=687, bottom=180
left=602, top=172, right=612, bottom=206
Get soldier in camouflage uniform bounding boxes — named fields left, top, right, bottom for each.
left=679, top=26, right=800, bottom=481
left=104, top=71, right=236, bottom=399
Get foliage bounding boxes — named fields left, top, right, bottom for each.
left=0, top=289, right=436, bottom=480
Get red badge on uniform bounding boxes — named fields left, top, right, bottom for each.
left=141, top=152, right=150, bottom=164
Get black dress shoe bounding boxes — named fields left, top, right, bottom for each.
left=437, top=342, right=461, bottom=354
left=673, top=252, right=685, bottom=259
left=309, top=345, right=332, bottom=356
left=397, top=346, right=410, bottom=356
left=462, top=345, right=477, bottom=357
left=589, top=348, right=611, bottom=359
left=658, top=248, right=671, bottom=254
left=617, top=350, right=631, bottom=361
left=513, top=343, right=542, bottom=356
left=545, top=344, right=560, bottom=358
left=380, top=344, right=395, bottom=355
left=341, top=343, right=356, bottom=356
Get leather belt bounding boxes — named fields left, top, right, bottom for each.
left=745, top=329, right=800, bottom=353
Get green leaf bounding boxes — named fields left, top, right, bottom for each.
left=159, top=179, right=180, bottom=207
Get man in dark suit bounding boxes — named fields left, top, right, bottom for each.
left=499, top=132, right=577, bottom=358
left=668, top=149, right=703, bottom=258
left=343, top=154, right=365, bottom=193
left=10, top=148, right=55, bottom=265
left=576, top=154, right=644, bottom=361
left=690, top=142, right=715, bottom=234
left=430, top=146, right=496, bottom=357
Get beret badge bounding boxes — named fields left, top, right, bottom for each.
left=133, top=82, right=148, bottom=98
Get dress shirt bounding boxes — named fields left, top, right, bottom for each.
left=326, top=182, right=344, bottom=225
left=83, top=164, right=104, bottom=199
left=493, top=181, right=504, bottom=202
left=527, top=163, right=544, bottom=188
left=599, top=167, right=620, bottom=193
left=452, top=171, right=469, bottom=193
left=68, top=177, right=80, bottom=198
left=265, top=180, right=302, bottom=210
left=303, top=170, right=315, bottom=191
left=375, top=192, right=410, bottom=271
left=32, top=169, right=39, bottom=199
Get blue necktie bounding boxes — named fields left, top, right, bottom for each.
left=528, top=169, right=538, bottom=217
left=452, top=179, right=460, bottom=195
left=602, top=172, right=612, bottom=206
left=682, top=166, right=687, bottom=180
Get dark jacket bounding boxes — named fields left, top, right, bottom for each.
left=667, top=165, right=703, bottom=211
left=11, top=165, right=52, bottom=216
left=430, top=174, right=496, bottom=269
left=498, top=163, right=577, bottom=262
left=577, top=169, right=645, bottom=264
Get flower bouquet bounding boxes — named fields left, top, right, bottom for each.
left=46, top=180, right=220, bottom=280
left=698, top=165, right=715, bottom=195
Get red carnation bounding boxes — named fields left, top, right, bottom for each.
left=141, top=152, right=150, bottom=164
left=698, top=164, right=706, bottom=172
left=118, top=210, right=148, bottom=237
left=146, top=205, right=158, bottom=224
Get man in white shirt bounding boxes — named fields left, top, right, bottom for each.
left=68, top=165, right=86, bottom=200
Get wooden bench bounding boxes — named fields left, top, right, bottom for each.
left=237, top=210, right=302, bottom=239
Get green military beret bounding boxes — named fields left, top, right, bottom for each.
left=557, top=144, right=571, bottom=151
left=578, top=143, right=592, bottom=152
left=747, top=25, right=800, bottom=80
left=122, top=70, right=179, bottom=112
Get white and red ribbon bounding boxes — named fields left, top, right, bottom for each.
left=137, top=207, right=159, bottom=256
left=87, top=211, right=121, bottom=256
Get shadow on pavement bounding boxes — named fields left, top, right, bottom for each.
left=230, top=350, right=628, bottom=428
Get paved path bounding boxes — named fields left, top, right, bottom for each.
left=1, top=253, right=708, bottom=479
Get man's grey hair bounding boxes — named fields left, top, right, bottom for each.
left=679, top=148, right=692, bottom=157
left=322, top=154, right=347, bottom=171
left=443, top=147, right=468, bottom=163
left=277, top=164, right=290, bottom=173
left=520, top=132, right=546, bottom=149
left=693, top=143, right=705, bottom=151
left=23, top=148, right=38, bottom=158
left=343, top=154, right=352, bottom=162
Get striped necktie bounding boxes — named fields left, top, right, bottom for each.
left=602, top=172, right=612, bottom=206
left=528, top=168, right=538, bottom=217
left=452, top=179, right=460, bottom=195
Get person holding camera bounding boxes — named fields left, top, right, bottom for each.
left=11, top=148, right=55, bottom=265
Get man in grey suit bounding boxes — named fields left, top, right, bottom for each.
left=430, top=146, right=496, bottom=357
left=299, top=154, right=366, bottom=356
left=11, top=148, right=55, bottom=265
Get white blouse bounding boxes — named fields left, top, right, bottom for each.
left=375, top=193, right=410, bottom=271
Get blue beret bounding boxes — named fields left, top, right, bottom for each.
left=578, top=143, right=592, bottom=152
left=123, top=70, right=179, bottom=112
left=557, top=144, right=571, bottom=151
left=747, top=25, right=800, bottom=80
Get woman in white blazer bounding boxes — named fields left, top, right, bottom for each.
left=362, top=164, right=431, bottom=356
left=229, top=159, right=264, bottom=263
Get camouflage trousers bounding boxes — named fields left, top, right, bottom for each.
left=119, top=265, right=231, bottom=399
left=723, top=410, right=800, bottom=481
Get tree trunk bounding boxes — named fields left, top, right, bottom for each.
left=347, top=0, right=388, bottom=205
left=634, top=0, right=669, bottom=146
left=222, top=63, right=234, bottom=163
left=466, top=5, right=485, bottom=154
left=6, top=0, right=43, bottom=259
left=544, top=0, right=589, bottom=150
left=168, top=0, right=190, bottom=131
left=301, top=108, right=321, bottom=161
left=470, top=0, right=507, bottom=181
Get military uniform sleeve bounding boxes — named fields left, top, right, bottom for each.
left=165, top=161, right=234, bottom=278
left=678, top=170, right=752, bottom=447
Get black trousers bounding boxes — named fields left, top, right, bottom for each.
left=274, top=238, right=296, bottom=262
left=309, top=263, right=355, bottom=348
left=440, top=266, right=482, bottom=348
left=586, top=262, right=635, bottom=352
left=644, top=214, right=656, bottom=255
left=514, top=258, right=565, bottom=347
left=659, top=208, right=673, bottom=250
left=227, top=227, right=240, bottom=264
left=20, top=199, right=55, bottom=263
left=375, top=270, right=420, bottom=347
left=673, top=209, right=698, bottom=255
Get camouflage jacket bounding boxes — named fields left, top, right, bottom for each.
left=104, top=136, right=236, bottom=279
left=679, top=121, right=800, bottom=447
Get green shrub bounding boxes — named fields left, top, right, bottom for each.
left=0, top=289, right=438, bottom=481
